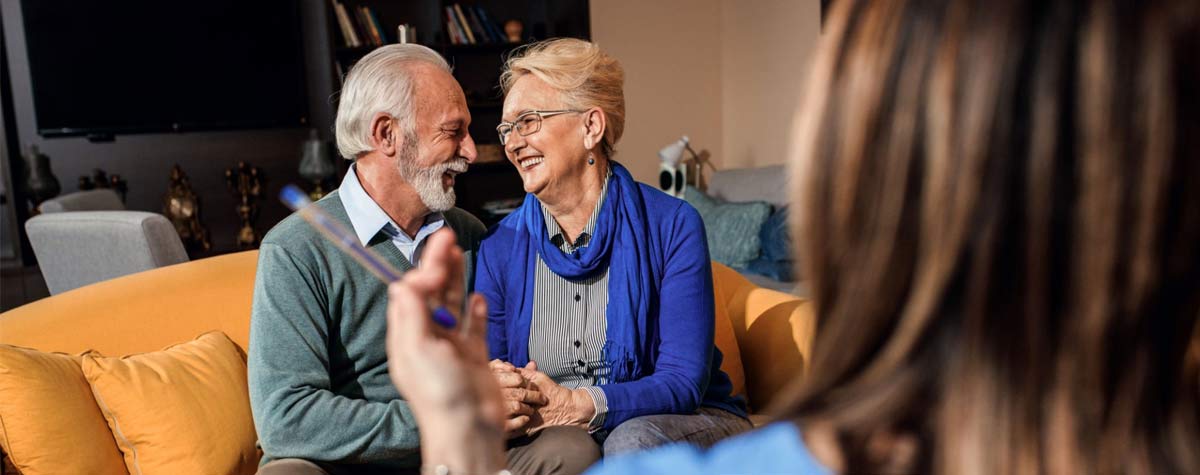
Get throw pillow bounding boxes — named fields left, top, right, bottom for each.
left=758, top=206, right=793, bottom=262
left=684, top=186, right=772, bottom=269
left=81, top=331, right=259, bottom=475
left=0, top=345, right=127, bottom=475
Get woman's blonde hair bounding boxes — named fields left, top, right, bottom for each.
left=501, top=38, right=625, bottom=158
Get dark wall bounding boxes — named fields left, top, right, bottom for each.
left=0, top=0, right=339, bottom=258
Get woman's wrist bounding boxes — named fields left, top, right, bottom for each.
left=570, top=388, right=597, bottom=427
left=417, top=409, right=507, bottom=474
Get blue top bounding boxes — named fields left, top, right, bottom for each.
left=475, top=162, right=747, bottom=431
left=588, top=422, right=830, bottom=475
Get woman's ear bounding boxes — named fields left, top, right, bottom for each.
left=369, top=112, right=397, bottom=157
left=581, top=108, right=606, bottom=151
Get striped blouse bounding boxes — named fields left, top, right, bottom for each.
left=529, top=172, right=612, bottom=430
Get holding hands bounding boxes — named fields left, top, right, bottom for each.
left=490, top=360, right=598, bottom=438
left=384, top=228, right=599, bottom=473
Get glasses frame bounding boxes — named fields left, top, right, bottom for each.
left=496, top=109, right=585, bottom=145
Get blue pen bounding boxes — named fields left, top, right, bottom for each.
left=279, top=185, right=457, bottom=329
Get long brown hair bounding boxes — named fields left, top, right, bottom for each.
left=782, top=0, right=1200, bottom=473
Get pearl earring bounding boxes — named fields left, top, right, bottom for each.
left=587, top=153, right=595, bottom=165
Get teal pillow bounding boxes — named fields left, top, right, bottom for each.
left=684, top=186, right=771, bottom=269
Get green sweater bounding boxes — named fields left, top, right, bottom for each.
left=247, top=191, right=485, bottom=470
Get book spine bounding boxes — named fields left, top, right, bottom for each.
left=365, top=6, right=388, bottom=44
left=464, top=5, right=490, bottom=43
left=444, top=7, right=464, bottom=44
left=452, top=4, right=476, bottom=44
left=332, top=1, right=359, bottom=47
left=475, top=6, right=504, bottom=43
left=355, top=6, right=380, bottom=46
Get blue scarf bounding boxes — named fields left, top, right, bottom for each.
left=510, top=162, right=656, bottom=383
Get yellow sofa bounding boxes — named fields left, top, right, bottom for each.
left=0, top=250, right=814, bottom=472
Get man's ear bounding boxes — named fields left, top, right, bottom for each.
left=581, top=108, right=606, bottom=151
left=369, top=112, right=397, bottom=157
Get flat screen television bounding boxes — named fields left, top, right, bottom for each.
left=19, top=1, right=309, bottom=139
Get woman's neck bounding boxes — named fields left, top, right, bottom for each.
left=540, top=160, right=609, bottom=244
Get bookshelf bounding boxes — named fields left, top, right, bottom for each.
left=325, top=0, right=590, bottom=225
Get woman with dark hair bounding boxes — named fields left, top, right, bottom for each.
left=383, top=0, right=1200, bottom=473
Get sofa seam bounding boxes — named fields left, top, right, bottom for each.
left=88, top=380, right=142, bottom=475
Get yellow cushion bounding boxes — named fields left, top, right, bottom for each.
left=81, top=332, right=258, bottom=475
left=0, top=345, right=127, bottom=475
left=711, top=262, right=816, bottom=412
left=711, top=275, right=747, bottom=399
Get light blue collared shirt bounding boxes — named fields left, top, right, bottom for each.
left=338, top=164, right=445, bottom=265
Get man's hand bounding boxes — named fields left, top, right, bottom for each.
left=519, top=364, right=596, bottom=434
left=490, top=359, right=548, bottom=438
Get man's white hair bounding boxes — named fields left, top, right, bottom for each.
left=334, top=44, right=451, bottom=159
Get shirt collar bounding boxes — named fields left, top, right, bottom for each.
left=338, top=163, right=444, bottom=246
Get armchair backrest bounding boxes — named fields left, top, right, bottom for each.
left=25, top=211, right=189, bottom=295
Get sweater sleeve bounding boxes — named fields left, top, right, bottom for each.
left=596, top=203, right=717, bottom=429
left=247, top=243, right=421, bottom=464
left=475, top=237, right=509, bottom=362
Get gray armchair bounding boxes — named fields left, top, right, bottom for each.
left=24, top=211, right=189, bottom=295
left=37, top=189, right=125, bottom=213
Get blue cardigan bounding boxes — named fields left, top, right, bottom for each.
left=475, top=180, right=747, bottom=431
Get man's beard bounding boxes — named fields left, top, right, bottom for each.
left=395, top=134, right=468, bottom=213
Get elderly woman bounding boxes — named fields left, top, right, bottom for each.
left=470, top=38, right=751, bottom=470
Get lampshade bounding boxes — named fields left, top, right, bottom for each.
left=298, top=129, right=337, bottom=182
left=658, top=135, right=690, bottom=166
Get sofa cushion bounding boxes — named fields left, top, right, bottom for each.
left=0, top=345, right=127, bottom=475
left=707, top=165, right=789, bottom=209
left=685, top=186, right=772, bottom=269
left=82, top=331, right=258, bottom=475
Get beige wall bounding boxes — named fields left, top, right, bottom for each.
left=591, top=1, right=818, bottom=183
left=590, top=0, right=723, bottom=183
left=720, top=1, right=820, bottom=169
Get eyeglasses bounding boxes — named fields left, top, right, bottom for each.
left=496, top=109, right=584, bottom=145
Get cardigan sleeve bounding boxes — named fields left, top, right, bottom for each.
left=595, top=203, right=717, bottom=429
left=475, top=234, right=509, bottom=362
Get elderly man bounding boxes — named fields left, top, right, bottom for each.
left=247, top=44, right=484, bottom=475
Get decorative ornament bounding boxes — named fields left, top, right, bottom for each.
left=504, top=20, right=524, bottom=43
left=225, top=161, right=265, bottom=250
left=163, top=164, right=211, bottom=252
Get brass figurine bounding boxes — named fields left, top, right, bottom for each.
left=163, top=164, right=211, bottom=252
left=225, top=161, right=264, bottom=250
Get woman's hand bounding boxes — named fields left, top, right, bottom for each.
left=384, top=229, right=506, bottom=474
left=490, top=359, right=548, bottom=438
left=519, top=363, right=597, bottom=433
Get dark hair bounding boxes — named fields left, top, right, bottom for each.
left=782, top=0, right=1200, bottom=473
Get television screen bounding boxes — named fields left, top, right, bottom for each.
left=20, top=1, right=309, bottom=138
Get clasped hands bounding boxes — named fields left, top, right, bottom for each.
left=489, top=359, right=597, bottom=439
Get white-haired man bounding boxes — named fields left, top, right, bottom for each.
left=247, top=44, right=484, bottom=475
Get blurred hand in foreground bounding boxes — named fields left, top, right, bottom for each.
left=385, top=228, right=507, bottom=474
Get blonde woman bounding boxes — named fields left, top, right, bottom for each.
left=471, top=39, right=752, bottom=472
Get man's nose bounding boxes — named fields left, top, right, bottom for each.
left=459, top=133, right=477, bottom=163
